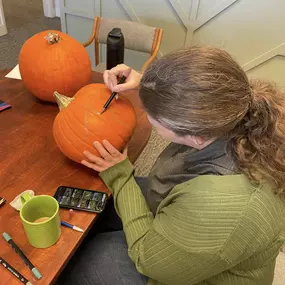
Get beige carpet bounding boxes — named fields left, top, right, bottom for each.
left=273, top=252, right=285, bottom=285
left=0, top=0, right=61, bottom=69
left=134, top=128, right=169, bottom=176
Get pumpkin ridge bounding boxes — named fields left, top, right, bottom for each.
left=66, top=38, right=90, bottom=76
left=64, top=44, right=84, bottom=91
left=70, top=44, right=84, bottom=71
left=60, top=110, right=93, bottom=149
left=53, top=119, right=69, bottom=154
left=102, top=113, right=128, bottom=145
left=54, top=116, right=82, bottom=161
left=58, top=46, right=73, bottom=94
left=109, top=106, right=135, bottom=130
left=26, top=50, right=47, bottom=96
left=51, top=48, right=60, bottom=90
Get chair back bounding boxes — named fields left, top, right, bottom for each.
left=98, top=18, right=156, bottom=54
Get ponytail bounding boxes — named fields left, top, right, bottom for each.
left=230, top=79, right=285, bottom=195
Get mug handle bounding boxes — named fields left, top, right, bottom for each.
left=21, top=192, right=33, bottom=205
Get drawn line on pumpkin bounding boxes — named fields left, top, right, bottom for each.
left=74, top=101, right=107, bottom=118
left=62, top=104, right=116, bottom=151
left=63, top=104, right=104, bottom=139
left=70, top=101, right=107, bottom=123
left=64, top=106, right=104, bottom=139
left=23, top=49, right=47, bottom=98
left=63, top=109, right=121, bottom=154
left=64, top=106, right=126, bottom=149
left=54, top=116, right=82, bottom=161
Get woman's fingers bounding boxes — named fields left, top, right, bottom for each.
left=112, top=80, right=135, bottom=93
left=103, top=70, right=117, bottom=91
left=121, top=67, right=132, bottom=78
left=103, top=64, right=140, bottom=93
left=103, top=70, right=110, bottom=88
left=110, top=64, right=130, bottom=77
left=122, top=146, right=128, bottom=156
left=103, top=64, right=129, bottom=89
left=93, top=141, right=113, bottom=160
left=109, top=72, right=118, bottom=90
left=81, top=160, right=103, bottom=172
left=102, top=140, right=121, bottom=157
left=82, top=141, right=128, bottom=173
left=83, top=150, right=105, bottom=164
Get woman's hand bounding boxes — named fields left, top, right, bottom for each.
left=81, top=140, right=128, bottom=172
left=103, top=64, right=142, bottom=93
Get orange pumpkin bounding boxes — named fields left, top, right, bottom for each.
left=19, top=30, right=91, bottom=102
left=53, top=83, right=137, bottom=163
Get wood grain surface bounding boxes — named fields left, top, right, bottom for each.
left=0, top=70, right=151, bottom=285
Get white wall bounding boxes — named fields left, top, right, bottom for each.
left=60, top=0, right=285, bottom=87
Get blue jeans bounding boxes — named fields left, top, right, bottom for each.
left=58, top=177, right=148, bottom=285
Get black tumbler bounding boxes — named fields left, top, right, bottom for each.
left=106, top=28, right=125, bottom=70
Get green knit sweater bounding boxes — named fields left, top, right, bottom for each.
left=100, top=158, right=285, bottom=285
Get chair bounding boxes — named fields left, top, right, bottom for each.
left=83, top=17, right=163, bottom=72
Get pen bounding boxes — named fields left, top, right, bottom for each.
left=100, top=75, right=127, bottom=114
left=2, top=232, right=42, bottom=280
left=61, top=221, right=84, bottom=232
left=0, top=256, right=33, bottom=285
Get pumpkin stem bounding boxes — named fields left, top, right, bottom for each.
left=54, top=91, right=74, bottom=110
left=45, top=32, right=61, bottom=44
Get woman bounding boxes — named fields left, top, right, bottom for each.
left=59, top=46, right=285, bottom=285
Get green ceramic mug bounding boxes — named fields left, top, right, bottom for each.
left=20, top=193, right=61, bottom=248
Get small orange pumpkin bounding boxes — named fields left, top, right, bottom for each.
left=53, top=83, right=136, bottom=163
left=19, top=30, right=91, bottom=102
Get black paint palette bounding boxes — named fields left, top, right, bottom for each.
left=54, top=186, right=108, bottom=213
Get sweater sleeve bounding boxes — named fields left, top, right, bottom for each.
left=99, top=159, right=232, bottom=285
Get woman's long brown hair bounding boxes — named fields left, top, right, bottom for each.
left=139, top=46, right=285, bottom=195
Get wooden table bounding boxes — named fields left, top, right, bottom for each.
left=0, top=70, right=151, bottom=285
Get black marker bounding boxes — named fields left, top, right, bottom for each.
left=0, top=256, right=33, bottom=285
left=3, top=232, right=42, bottom=279
left=100, top=75, right=127, bottom=114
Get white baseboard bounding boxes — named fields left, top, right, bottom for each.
left=0, top=0, right=7, bottom=36
left=55, top=7, right=60, bottom=17
left=42, top=0, right=56, bottom=18
left=0, top=23, right=7, bottom=36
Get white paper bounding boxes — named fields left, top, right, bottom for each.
left=5, top=64, right=22, bottom=80
left=9, top=189, right=35, bottom=211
